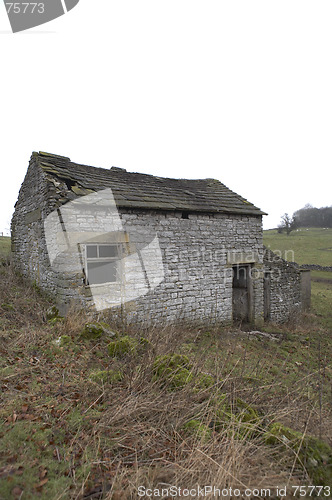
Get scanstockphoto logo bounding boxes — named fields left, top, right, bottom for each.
left=3, top=0, right=79, bottom=33
left=43, top=189, right=165, bottom=312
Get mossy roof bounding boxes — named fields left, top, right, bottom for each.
left=33, top=151, right=266, bottom=216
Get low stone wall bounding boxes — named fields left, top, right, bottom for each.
left=299, top=263, right=332, bottom=272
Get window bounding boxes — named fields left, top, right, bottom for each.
left=85, top=244, right=120, bottom=285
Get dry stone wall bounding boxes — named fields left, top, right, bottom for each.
left=118, top=210, right=265, bottom=326
left=263, top=248, right=303, bottom=322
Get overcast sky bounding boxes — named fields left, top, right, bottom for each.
left=1, top=1, right=331, bottom=235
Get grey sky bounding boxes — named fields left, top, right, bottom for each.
left=1, top=0, right=331, bottom=235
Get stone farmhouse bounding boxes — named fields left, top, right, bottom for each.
left=11, top=152, right=310, bottom=326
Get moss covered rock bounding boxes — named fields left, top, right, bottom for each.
left=153, top=353, right=192, bottom=374
left=59, top=335, right=72, bottom=347
left=183, top=419, right=212, bottom=442
left=107, top=335, right=150, bottom=358
left=210, top=394, right=231, bottom=423
left=46, top=305, right=64, bottom=324
left=212, top=396, right=260, bottom=424
left=264, top=422, right=301, bottom=446
left=80, top=322, right=116, bottom=340
left=89, top=369, right=123, bottom=384
left=153, top=353, right=193, bottom=389
left=234, top=398, right=260, bottom=424
left=46, top=305, right=60, bottom=321
left=1, top=302, right=14, bottom=311
left=53, top=335, right=72, bottom=347
left=48, top=316, right=64, bottom=326
left=194, top=373, right=215, bottom=391
left=209, top=395, right=261, bottom=440
left=264, top=422, right=332, bottom=485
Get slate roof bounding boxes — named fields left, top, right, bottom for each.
left=33, top=151, right=266, bottom=216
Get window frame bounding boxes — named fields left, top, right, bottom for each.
left=84, top=243, right=121, bottom=286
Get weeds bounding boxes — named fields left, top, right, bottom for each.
left=0, top=264, right=332, bottom=498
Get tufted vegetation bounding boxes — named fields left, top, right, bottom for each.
left=0, top=260, right=332, bottom=498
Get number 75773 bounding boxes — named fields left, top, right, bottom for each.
left=5, top=3, right=45, bottom=14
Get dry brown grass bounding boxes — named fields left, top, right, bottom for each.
left=1, top=264, right=332, bottom=499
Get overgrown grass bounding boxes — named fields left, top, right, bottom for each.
left=263, top=227, right=332, bottom=266
left=1, top=264, right=332, bottom=499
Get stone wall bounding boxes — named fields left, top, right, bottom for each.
left=263, top=248, right=304, bottom=322
left=11, top=156, right=54, bottom=291
left=11, top=158, right=266, bottom=327
left=117, top=210, right=265, bottom=326
left=11, top=154, right=88, bottom=306
left=300, top=263, right=332, bottom=272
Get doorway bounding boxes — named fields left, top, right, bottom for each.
left=264, top=271, right=271, bottom=321
left=232, top=264, right=252, bottom=323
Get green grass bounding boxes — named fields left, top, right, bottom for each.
left=311, top=280, right=332, bottom=330
left=311, top=270, right=332, bottom=281
left=0, top=420, right=71, bottom=500
left=0, top=236, right=11, bottom=259
left=264, top=227, right=332, bottom=331
left=263, top=227, right=332, bottom=266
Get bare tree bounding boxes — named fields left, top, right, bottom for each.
left=278, top=213, right=297, bottom=236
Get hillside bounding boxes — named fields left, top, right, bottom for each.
left=263, top=227, right=332, bottom=267
left=1, top=237, right=332, bottom=498
left=263, top=228, right=332, bottom=332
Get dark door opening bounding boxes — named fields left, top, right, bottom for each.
left=264, top=271, right=271, bottom=321
left=232, top=264, right=251, bottom=323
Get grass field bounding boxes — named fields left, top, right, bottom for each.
left=0, top=232, right=331, bottom=498
left=263, top=227, right=332, bottom=266
left=264, top=227, right=332, bottom=332
left=0, top=236, right=11, bottom=259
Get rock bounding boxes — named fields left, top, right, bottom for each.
left=264, top=422, right=332, bottom=485
left=153, top=353, right=193, bottom=389
left=107, top=335, right=150, bottom=358
left=264, top=422, right=303, bottom=446
left=234, top=398, right=260, bottom=423
left=1, top=303, right=14, bottom=311
left=183, top=419, right=212, bottom=442
left=194, top=373, right=215, bottom=391
left=48, top=317, right=64, bottom=326
left=80, top=322, right=116, bottom=340
left=46, top=305, right=60, bottom=321
left=209, top=395, right=261, bottom=440
left=89, top=369, right=123, bottom=384
left=53, top=335, right=72, bottom=347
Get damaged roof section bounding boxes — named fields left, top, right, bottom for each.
left=33, top=151, right=266, bottom=216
